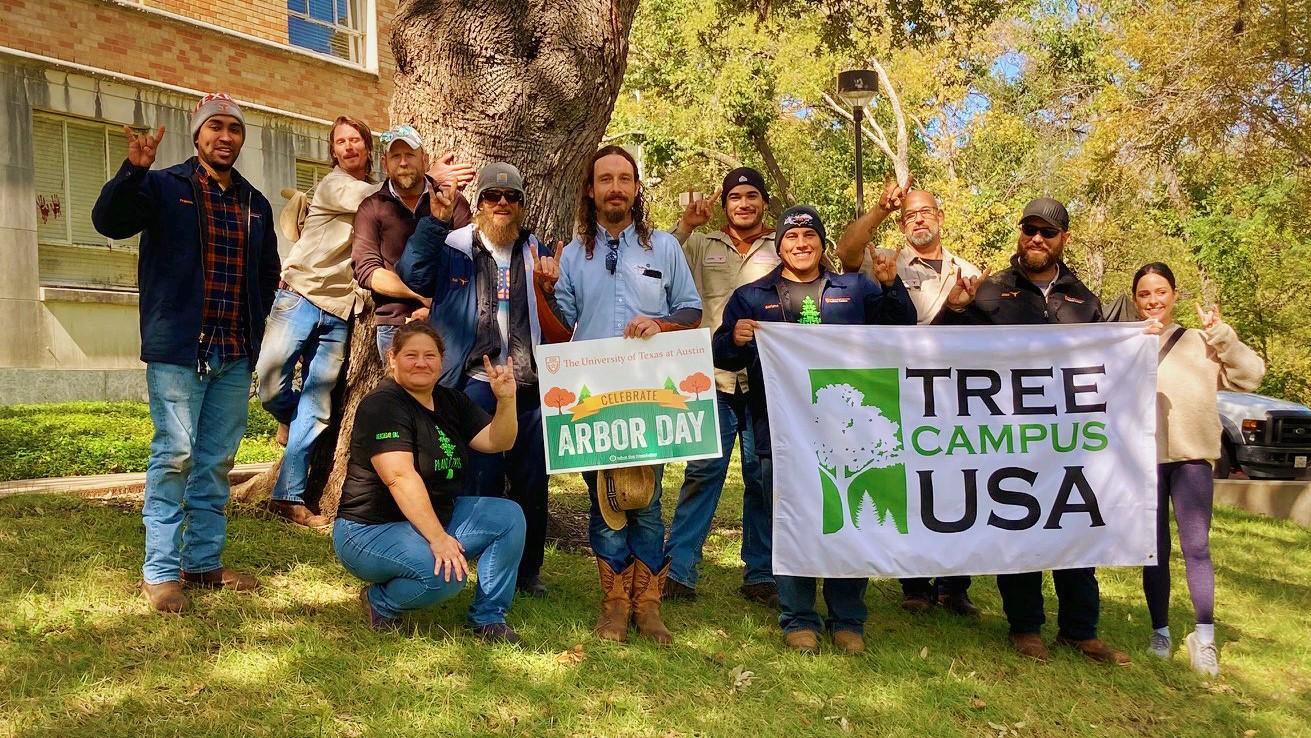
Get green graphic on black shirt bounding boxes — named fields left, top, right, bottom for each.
left=435, top=427, right=462, bottom=479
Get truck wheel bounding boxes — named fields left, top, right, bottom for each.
left=1213, top=440, right=1235, bottom=479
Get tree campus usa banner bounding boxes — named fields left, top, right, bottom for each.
left=534, top=330, right=722, bottom=474
left=757, top=322, right=1159, bottom=578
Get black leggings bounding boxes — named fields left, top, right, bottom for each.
left=1142, top=460, right=1216, bottom=628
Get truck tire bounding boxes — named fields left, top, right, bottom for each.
left=1213, top=439, right=1235, bottom=479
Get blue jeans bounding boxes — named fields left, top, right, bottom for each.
left=461, top=377, right=549, bottom=581
left=255, top=289, right=349, bottom=503
left=586, top=465, right=665, bottom=572
left=333, top=497, right=526, bottom=625
left=375, top=323, right=398, bottom=362
left=143, top=354, right=250, bottom=584
left=665, top=389, right=768, bottom=588
left=768, top=457, right=868, bottom=635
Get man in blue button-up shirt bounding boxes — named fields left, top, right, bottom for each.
left=552, top=145, right=701, bottom=645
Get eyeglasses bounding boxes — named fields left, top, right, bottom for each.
left=605, top=238, right=619, bottom=275
left=479, top=189, right=523, bottom=205
left=900, top=207, right=938, bottom=223
left=1020, top=223, right=1062, bottom=239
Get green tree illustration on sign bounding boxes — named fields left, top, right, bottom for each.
left=578, top=385, right=592, bottom=401
left=799, top=296, right=821, bottom=325
left=664, top=377, right=677, bottom=392
left=811, top=383, right=905, bottom=533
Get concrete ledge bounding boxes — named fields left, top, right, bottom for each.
left=1215, top=479, right=1311, bottom=527
left=40, top=286, right=139, bottom=306
left=0, top=462, right=273, bottom=498
left=0, top=367, right=147, bottom=404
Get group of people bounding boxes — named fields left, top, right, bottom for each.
left=93, top=92, right=1264, bottom=676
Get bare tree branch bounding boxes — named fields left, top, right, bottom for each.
left=693, top=147, right=744, bottom=169
left=820, top=92, right=897, bottom=162
left=868, top=56, right=911, bottom=188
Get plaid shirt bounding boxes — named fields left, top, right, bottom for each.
left=195, top=162, right=248, bottom=364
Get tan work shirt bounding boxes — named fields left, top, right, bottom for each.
left=870, top=245, right=982, bottom=324
left=281, top=167, right=382, bottom=320
left=679, top=228, right=780, bottom=393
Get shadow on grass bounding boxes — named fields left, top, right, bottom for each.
left=1, top=494, right=1308, bottom=738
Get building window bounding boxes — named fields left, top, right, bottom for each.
left=295, top=159, right=333, bottom=192
left=287, top=0, right=364, bottom=63
left=33, top=113, right=139, bottom=291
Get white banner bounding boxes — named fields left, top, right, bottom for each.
left=758, top=322, right=1158, bottom=578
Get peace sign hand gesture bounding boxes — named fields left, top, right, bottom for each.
left=123, top=125, right=165, bottom=169
left=1196, top=302, right=1221, bottom=330
left=531, top=240, right=566, bottom=294
left=867, top=243, right=899, bottom=287
left=944, top=266, right=992, bottom=311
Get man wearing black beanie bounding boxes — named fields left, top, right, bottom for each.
left=664, top=167, right=782, bottom=605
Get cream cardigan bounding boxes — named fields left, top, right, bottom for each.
left=1156, top=321, right=1265, bottom=463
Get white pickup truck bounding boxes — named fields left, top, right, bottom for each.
left=1215, top=391, right=1311, bottom=480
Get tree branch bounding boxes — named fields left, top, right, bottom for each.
left=868, top=56, right=911, bottom=188
left=747, top=129, right=793, bottom=216
left=820, top=92, right=897, bottom=162
left=693, top=147, right=744, bottom=169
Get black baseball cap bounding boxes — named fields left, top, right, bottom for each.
left=1019, top=197, right=1070, bottom=231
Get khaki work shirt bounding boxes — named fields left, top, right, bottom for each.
left=870, top=245, right=981, bottom=324
left=679, top=228, right=781, bottom=393
left=281, top=167, right=382, bottom=320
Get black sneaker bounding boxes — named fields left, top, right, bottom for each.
left=470, top=622, right=522, bottom=645
left=665, top=578, right=698, bottom=600
left=739, top=581, right=780, bottom=608
left=516, top=575, right=548, bottom=598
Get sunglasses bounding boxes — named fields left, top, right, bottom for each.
left=605, top=238, right=619, bottom=275
left=479, top=189, right=523, bottom=205
left=1020, top=223, right=1062, bottom=239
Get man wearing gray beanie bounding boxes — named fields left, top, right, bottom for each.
left=93, top=92, right=279, bottom=614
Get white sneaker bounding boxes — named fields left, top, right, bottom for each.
left=1148, top=632, right=1173, bottom=659
left=1185, top=631, right=1220, bottom=676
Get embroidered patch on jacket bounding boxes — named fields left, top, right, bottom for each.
left=1000, top=290, right=1021, bottom=298
left=824, top=296, right=851, bottom=304
left=1064, top=295, right=1085, bottom=303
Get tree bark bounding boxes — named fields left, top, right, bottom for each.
left=389, top=0, right=642, bottom=243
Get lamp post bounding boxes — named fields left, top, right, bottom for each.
left=836, top=69, right=878, bottom=216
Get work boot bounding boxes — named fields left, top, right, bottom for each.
left=939, top=592, right=981, bottom=618
left=595, top=559, right=633, bottom=642
left=1054, top=636, right=1131, bottom=666
left=664, top=579, right=697, bottom=600
left=631, top=559, right=673, bottom=645
left=470, top=622, right=522, bottom=645
left=268, top=500, right=332, bottom=530
left=739, top=581, right=780, bottom=608
left=901, top=593, right=934, bottom=614
left=1008, top=633, right=1051, bottom=662
left=784, top=629, right=820, bottom=654
left=359, top=586, right=399, bottom=631
left=141, top=581, right=189, bottom=613
left=832, top=630, right=866, bottom=655
left=181, top=568, right=260, bottom=591
left=516, top=574, right=548, bottom=598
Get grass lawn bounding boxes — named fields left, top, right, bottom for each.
left=0, top=402, right=282, bottom=481
left=1, top=458, right=1308, bottom=738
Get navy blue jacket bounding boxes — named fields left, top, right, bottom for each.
left=713, top=266, right=916, bottom=457
left=92, top=159, right=280, bottom=367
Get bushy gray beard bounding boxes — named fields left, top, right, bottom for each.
left=474, top=209, right=524, bottom=248
left=908, top=229, right=936, bottom=248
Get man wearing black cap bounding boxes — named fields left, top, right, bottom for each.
left=664, top=167, right=781, bottom=604
left=942, top=197, right=1129, bottom=666
left=714, top=205, right=915, bottom=654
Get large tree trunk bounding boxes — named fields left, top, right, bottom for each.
left=231, top=305, right=385, bottom=519
left=389, top=0, right=641, bottom=242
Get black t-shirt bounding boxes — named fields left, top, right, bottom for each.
left=779, top=275, right=826, bottom=323
left=337, top=379, right=491, bottom=525
left=921, top=258, right=944, bottom=274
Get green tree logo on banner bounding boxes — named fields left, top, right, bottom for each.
left=809, top=368, right=908, bottom=534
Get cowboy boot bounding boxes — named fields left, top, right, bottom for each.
left=595, top=558, right=632, bottom=642
left=631, top=558, right=673, bottom=645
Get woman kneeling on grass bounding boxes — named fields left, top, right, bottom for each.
left=333, top=321, right=526, bottom=642
left=1135, top=262, right=1264, bottom=675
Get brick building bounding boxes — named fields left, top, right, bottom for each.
left=0, top=0, right=398, bottom=402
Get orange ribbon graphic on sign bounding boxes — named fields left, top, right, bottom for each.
left=569, top=388, right=689, bottom=421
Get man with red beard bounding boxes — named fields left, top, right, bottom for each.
left=397, top=163, right=560, bottom=598
left=663, top=168, right=780, bottom=605
left=942, top=197, right=1128, bottom=666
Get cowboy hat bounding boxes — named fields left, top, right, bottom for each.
left=597, top=465, right=656, bottom=531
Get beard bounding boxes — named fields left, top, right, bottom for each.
left=1019, top=244, right=1059, bottom=273
left=907, top=228, right=936, bottom=248
left=392, top=170, right=420, bottom=190
left=599, top=196, right=633, bottom=225
left=474, top=209, right=524, bottom=247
